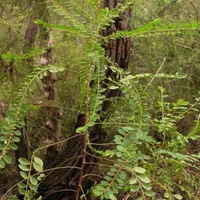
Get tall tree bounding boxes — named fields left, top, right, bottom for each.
left=38, top=2, right=62, bottom=163
left=37, top=0, right=132, bottom=199
left=15, top=4, right=39, bottom=177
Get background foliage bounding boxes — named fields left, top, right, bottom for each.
left=0, top=0, right=199, bottom=199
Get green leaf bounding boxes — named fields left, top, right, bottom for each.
left=87, top=121, right=95, bottom=127
left=104, top=150, right=113, bottom=157
left=18, top=182, right=26, bottom=189
left=100, top=180, right=109, bottom=186
left=110, top=167, right=117, bottom=172
left=98, top=95, right=106, bottom=100
left=16, top=119, right=25, bottom=127
left=2, top=124, right=10, bottom=131
left=178, top=99, right=188, bottom=105
left=26, top=191, right=33, bottom=199
left=136, top=196, right=143, bottom=200
left=20, top=171, right=28, bottom=179
left=14, top=130, right=21, bottom=136
left=141, top=182, right=152, bottom=190
left=33, top=156, right=43, bottom=172
left=129, top=177, right=137, bottom=184
left=29, top=182, right=38, bottom=191
left=12, top=136, right=20, bottom=142
left=4, top=155, right=12, bottom=164
left=109, top=86, right=119, bottom=90
left=10, top=143, right=18, bottom=150
left=114, top=135, right=123, bottom=144
left=130, top=184, right=140, bottom=192
left=37, top=173, right=45, bottom=181
left=133, top=166, right=146, bottom=174
left=0, top=160, right=5, bottom=168
left=122, top=126, right=132, bottom=132
left=107, top=171, right=115, bottom=176
left=30, top=176, right=38, bottom=186
left=116, top=177, right=123, bottom=184
left=109, top=193, right=117, bottom=200
left=33, top=162, right=43, bottom=172
left=104, top=191, right=109, bottom=199
left=96, top=185, right=105, bottom=191
left=145, top=190, right=155, bottom=197
left=105, top=175, right=112, bottom=181
left=0, top=136, right=7, bottom=141
left=119, top=171, right=126, bottom=179
left=116, top=145, right=125, bottom=152
left=116, top=152, right=122, bottom=157
left=34, top=156, right=43, bottom=166
left=19, top=158, right=30, bottom=165
left=5, top=117, right=14, bottom=123
left=177, top=73, right=187, bottom=79
left=112, top=185, right=119, bottom=194
left=18, top=164, right=29, bottom=171
left=93, top=188, right=101, bottom=196
left=76, top=125, right=88, bottom=133
left=164, top=192, right=170, bottom=198
left=173, top=194, right=183, bottom=200
left=105, top=188, right=116, bottom=199
left=138, top=175, right=150, bottom=183
left=19, top=187, right=26, bottom=195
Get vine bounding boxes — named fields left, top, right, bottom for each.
left=103, top=19, right=199, bottom=41
left=93, top=73, right=200, bottom=199
left=0, top=65, right=64, bottom=169
left=1, top=0, right=200, bottom=200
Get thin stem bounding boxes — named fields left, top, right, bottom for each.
left=76, top=75, right=89, bottom=200
left=145, top=57, right=166, bottom=91
left=75, top=132, right=87, bottom=200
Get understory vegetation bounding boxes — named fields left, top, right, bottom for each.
left=0, top=0, right=199, bottom=200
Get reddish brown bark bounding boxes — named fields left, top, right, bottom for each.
left=38, top=1, right=131, bottom=199
left=23, top=14, right=38, bottom=71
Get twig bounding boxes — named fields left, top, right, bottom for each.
left=176, top=44, right=192, bottom=50
left=75, top=80, right=89, bottom=200
left=145, top=57, right=166, bottom=91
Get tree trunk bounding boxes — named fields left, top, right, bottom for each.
left=23, top=13, right=38, bottom=71
left=15, top=0, right=62, bottom=180
left=15, top=12, right=38, bottom=178
left=38, top=1, right=131, bottom=199
left=37, top=2, right=62, bottom=164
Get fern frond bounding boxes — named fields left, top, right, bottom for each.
left=93, top=72, right=155, bottom=199
left=77, top=43, right=106, bottom=133
left=97, top=1, right=132, bottom=31
left=45, top=0, right=91, bottom=35
left=2, top=48, right=46, bottom=61
left=103, top=20, right=199, bottom=40
left=0, top=65, right=64, bottom=168
left=35, top=19, right=84, bottom=35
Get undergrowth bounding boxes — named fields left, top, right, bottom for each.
left=0, top=0, right=199, bottom=200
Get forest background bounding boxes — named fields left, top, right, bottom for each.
left=0, top=0, right=199, bottom=200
